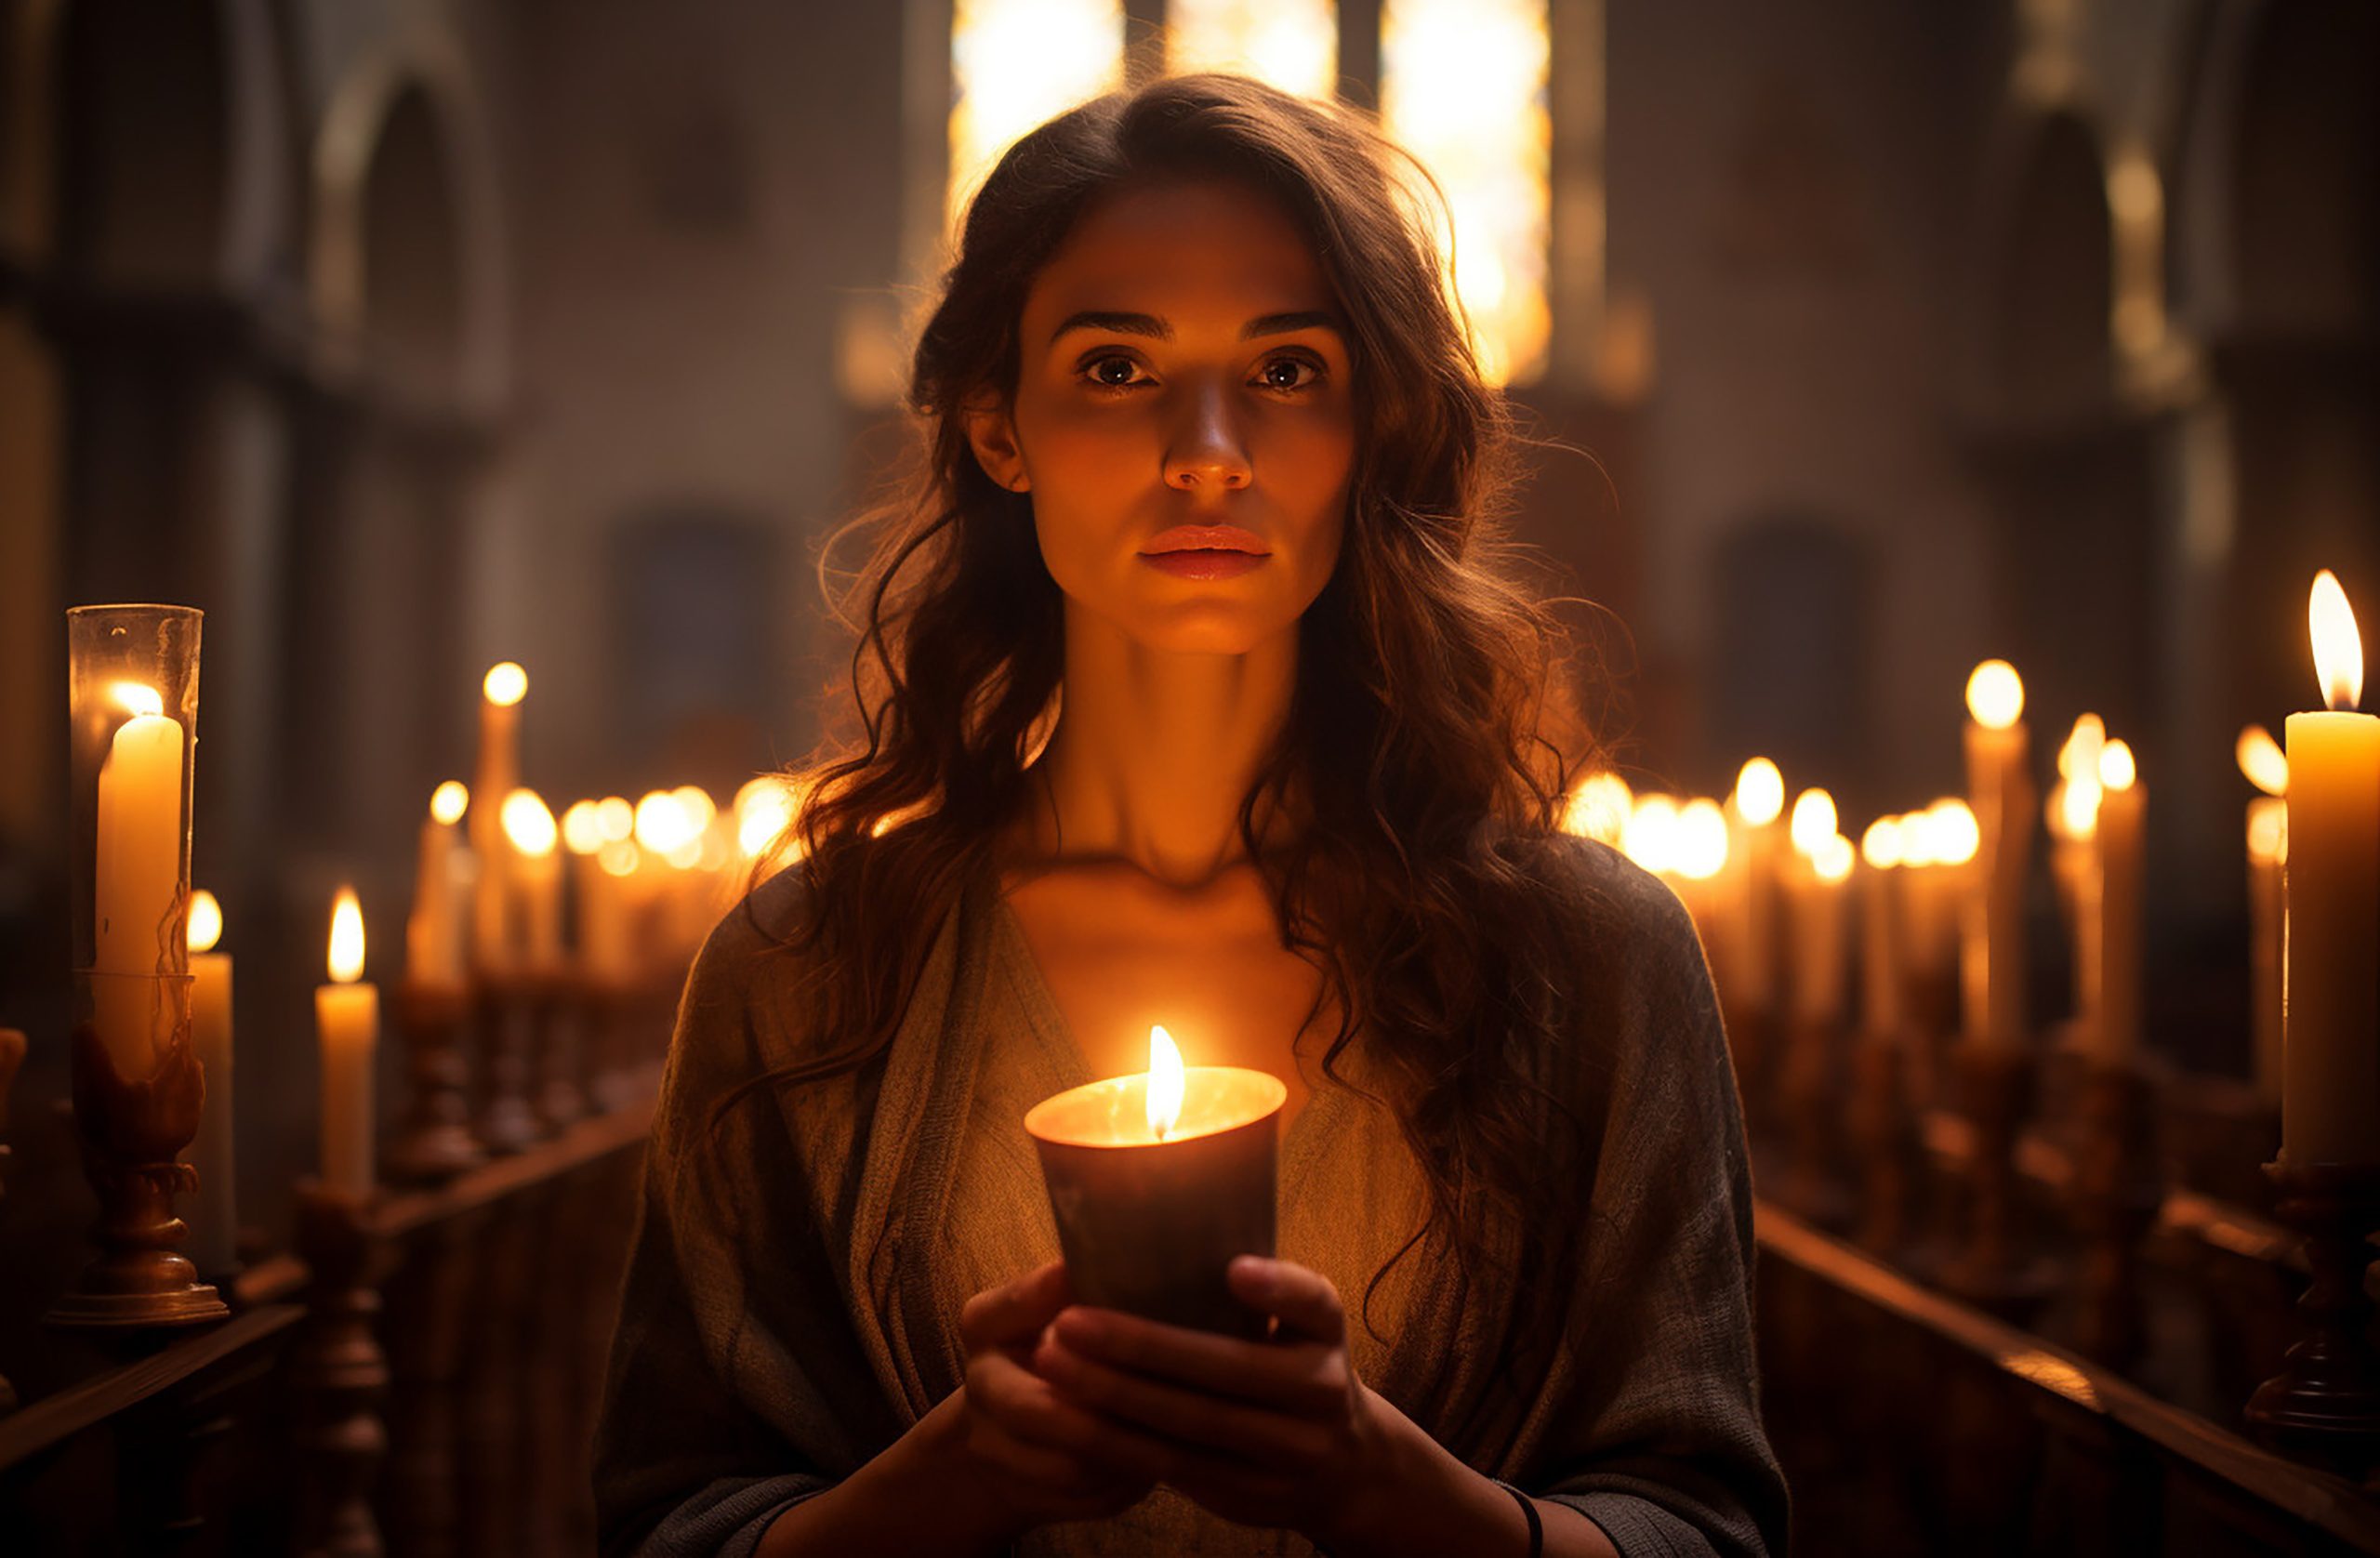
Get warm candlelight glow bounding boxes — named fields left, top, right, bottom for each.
left=736, top=776, right=803, bottom=858
left=2058, top=768, right=2102, bottom=838
left=2056, top=713, right=2104, bottom=781
left=596, top=795, right=636, bottom=841
left=483, top=662, right=528, bottom=707
left=430, top=780, right=469, bottom=825
left=2098, top=738, right=2137, bottom=792
left=2248, top=802, right=2287, bottom=865
left=1561, top=771, right=1633, bottom=844
left=1735, top=758, right=1785, bottom=826
left=1623, top=793, right=1682, bottom=874
left=672, top=786, right=719, bottom=835
left=634, top=791, right=694, bottom=854
left=327, top=889, right=365, bottom=984
left=1860, top=818, right=1904, bottom=870
left=501, top=788, right=559, bottom=857
left=1965, top=659, right=2024, bottom=729
left=1813, top=834, right=1856, bottom=883
left=2309, top=569, right=2363, bottom=711
left=2235, top=724, right=2288, bottom=797
left=1789, top=788, right=1838, bottom=857
left=561, top=799, right=606, bottom=855
left=1146, top=1024, right=1186, bottom=1140
left=1924, top=798, right=1981, bottom=866
left=599, top=839, right=640, bottom=878
left=110, top=680, right=165, bottom=718
left=188, top=889, right=222, bottom=953
left=1674, top=799, right=1730, bottom=880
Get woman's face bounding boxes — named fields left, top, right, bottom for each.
left=968, top=178, right=1356, bottom=655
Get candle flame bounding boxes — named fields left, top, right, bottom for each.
left=501, top=788, right=559, bottom=857
left=595, top=795, right=636, bottom=841
left=561, top=799, right=606, bottom=855
left=2309, top=570, right=2363, bottom=711
left=111, top=680, right=165, bottom=719
left=188, top=889, right=223, bottom=953
left=671, top=786, right=719, bottom=834
left=1734, top=758, right=1784, bottom=826
left=1146, top=1023, right=1186, bottom=1139
left=2097, top=738, right=2137, bottom=792
left=2056, top=714, right=2104, bottom=782
left=1924, top=798, right=1981, bottom=867
left=1860, top=818, right=1904, bottom=870
left=1673, top=799, right=1730, bottom=880
left=1789, top=788, right=1838, bottom=856
left=2234, top=725, right=2287, bottom=797
left=2059, top=771, right=2102, bottom=838
left=483, top=662, right=528, bottom=707
left=634, top=791, right=694, bottom=853
left=1623, top=793, right=1682, bottom=875
left=1814, top=834, right=1856, bottom=883
left=1965, top=660, right=2024, bottom=729
left=327, top=889, right=365, bottom=984
left=430, top=780, right=469, bottom=825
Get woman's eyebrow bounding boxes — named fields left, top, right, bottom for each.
left=1047, top=309, right=1344, bottom=345
left=1240, top=310, right=1341, bottom=339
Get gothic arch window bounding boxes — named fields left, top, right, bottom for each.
left=947, top=0, right=1126, bottom=232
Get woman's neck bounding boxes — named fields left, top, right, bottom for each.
left=1026, top=604, right=1299, bottom=890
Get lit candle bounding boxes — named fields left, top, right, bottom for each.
left=471, top=664, right=527, bottom=970
left=1858, top=818, right=1906, bottom=1038
left=1560, top=771, right=1633, bottom=849
left=2237, top=725, right=2289, bottom=1109
left=317, top=889, right=379, bottom=1195
left=1727, top=759, right=1786, bottom=1020
left=2047, top=714, right=2105, bottom=970
left=184, top=890, right=237, bottom=1277
left=406, top=781, right=471, bottom=990
left=1025, top=1023, right=1286, bottom=1336
left=1784, top=789, right=1851, bottom=1027
left=2058, top=760, right=2105, bottom=1035
left=2282, top=571, right=2379, bottom=1166
left=1672, top=798, right=1731, bottom=934
left=1962, top=660, right=2032, bottom=1049
left=562, top=799, right=630, bottom=982
left=2091, top=740, right=2145, bottom=1067
left=92, top=681, right=186, bottom=1075
left=501, top=789, right=563, bottom=972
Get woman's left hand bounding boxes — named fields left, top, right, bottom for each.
left=1030, top=1254, right=1407, bottom=1538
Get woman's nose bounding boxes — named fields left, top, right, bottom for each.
left=1161, top=380, right=1252, bottom=492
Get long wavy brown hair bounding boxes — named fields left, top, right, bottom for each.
left=718, top=73, right=1605, bottom=1373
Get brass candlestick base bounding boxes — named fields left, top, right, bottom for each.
left=386, top=983, right=485, bottom=1184
left=294, top=1182, right=393, bottom=1558
left=2068, top=1062, right=2163, bottom=1371
left=1939, top=1041, right=2055, bottom=1323
left=48, top=1011, right=228, bottom=1328
left=1777, top=1015, right=1848, bottom=1226
left=2245, top=1161, right=2380, bottom=1479
left=1848, top=1035, right=1919, bottom=1256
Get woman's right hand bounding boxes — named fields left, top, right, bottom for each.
left=950, top=1260, right=1171, bottom=1534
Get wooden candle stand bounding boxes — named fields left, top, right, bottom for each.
left=385, top=983, right=485, bottom=1185
left=293, top=1182, right=393, bottom=1558
left=47, top=996, right=229, bottom=1330
left=1939, top=1041, right=2056, bottom=1323
left=586, top=984, right=644, bottom=1113
left=2244, top=1161, right=2380, bottom=1480
left=2068, top=1062, right=2163, bottom=1371
left=1848, top=1035, right=1920, bottom=1256
left=1778, top=1015, right=1849, bottom=1227
left=473, top=974, right=544, bottom=1156
left=534, top=974, right=591, bottom=1133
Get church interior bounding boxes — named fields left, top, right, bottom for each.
left=3, top=0, right=2378, bottom=1552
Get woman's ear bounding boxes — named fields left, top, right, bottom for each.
left=962, top=399, right=1032, bottom=493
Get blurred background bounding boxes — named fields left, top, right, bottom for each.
left=0, top=0, right=2376, bottom=1547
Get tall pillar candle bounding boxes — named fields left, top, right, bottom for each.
left=317, top=889, right=380, bottom=1195
left=406, top=781, right=470, bottom=990
left=1729, top=758, right=1786, bottom=1019
left=471, top=664, right=526, bottom=971
left=184, top=890, right=236, bottom=1277
left=1962, top=661, right=2033, bottom=1049
left=2282, top=571, right=2379, bottom=1166
left=502, top=789, right=563, bottom=972
left=2091, top=741, right=2145, bottom=1067
left=1858, top=819, right=1907, bottom=1037
left=92, top=684, right=187, bottom=1075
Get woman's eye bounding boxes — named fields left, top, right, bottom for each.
left=1083, top=354, right=1149, bottom=389
left=1255, top=356, right=1321, bottom=392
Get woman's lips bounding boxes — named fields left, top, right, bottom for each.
left=1141, top=549, right=1270, bottom=580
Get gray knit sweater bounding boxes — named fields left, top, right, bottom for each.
left=593, top=835, right=1789, bottom=1557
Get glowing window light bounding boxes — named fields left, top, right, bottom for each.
left=1166, top=0, right=1337, bottom=99
left=1381, top=0, right=1550, bottom=387
left=950, top=0, right=1126, bottom=234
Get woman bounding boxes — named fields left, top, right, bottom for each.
left=594, top=73, right=1787, bottom=1558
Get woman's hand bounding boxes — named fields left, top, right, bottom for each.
left=950, top=1260, right=1181, bottom=1537
left=1030, top=1255, right=1407, bottom=1542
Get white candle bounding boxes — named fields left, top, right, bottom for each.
left=406, top=781, right=470, bottom=990
left=1785, top=790, right=1850, bottom=1026
left=502, top=789, right=563, bottom=972
left=317, top=889, right=379, bottom=1195
left=1962, top=661, right=2032, bottom=1049
left=2282, top=572, right=2380, bottom=1166
left=92, top=684, right=186, bottom=1075
left=1858, top=819, right=1906, bottom=1038
left=2092, top=741, right=2145, bottom=1067
left=1727, top=759, right=1786, bottom=1019
left=471, top=665, right=526, bottom=970
left=184, top=890, right=236, bottom=1276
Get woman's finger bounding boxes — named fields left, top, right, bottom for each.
left=1048, top=1306, right=1345, bottom=1415
left=970, top=1349, right=1187, bottom=1482
left=959, top=1261, right=1073, bottom=1350
left=1036, top=1333, right=1336, bottom=1465
left=1229, top=1256, right=1346, bottom=1345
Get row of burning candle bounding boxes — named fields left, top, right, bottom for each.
left=1560, top=571, right=2373, bottom=1170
